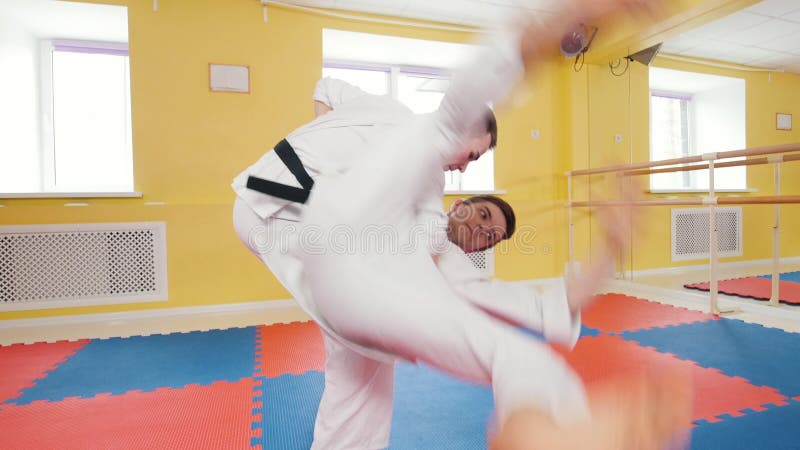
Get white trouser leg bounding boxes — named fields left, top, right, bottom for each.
left=233, top=197, right=298, bottom=279
left=235, top=198, right=397, bottom=448
left=306, top=251, right=589, bottom=427
left=233, top=197, right=315, bottom=313
left=312, top=332, right=394, bottom=450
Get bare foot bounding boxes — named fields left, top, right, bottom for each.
left=490, top=373, right=692, bottom=450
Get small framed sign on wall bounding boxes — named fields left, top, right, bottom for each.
left=776, top=113, right=792, bottom=131
left=209, top=64, right=250, bottom=93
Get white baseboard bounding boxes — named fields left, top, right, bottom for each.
left=624, top=256, right=800, bottom=278
left=0, top=299, right=297, bottom=330
left=603, top=279, right=800, bottom=323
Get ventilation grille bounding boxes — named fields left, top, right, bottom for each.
left=0, top=222, right=167, bottom=310
left=671, top=207, right=742, bottom=261
left=465, top=248, right=495, bottom=277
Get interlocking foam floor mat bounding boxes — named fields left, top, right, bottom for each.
left=2, top=293, right=799, bottom=449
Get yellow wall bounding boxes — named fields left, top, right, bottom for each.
left=0, top=0, right=554, bottom=320
left=641, top=58, right=800, bottom=269
left=571, top=56, right=800, bottom=273
left=2, top=0, right=798, bottom=320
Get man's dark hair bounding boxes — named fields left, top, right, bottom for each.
left=463, top=195, right=516, bottom=240
left=483, top=107, right=498, bottom=149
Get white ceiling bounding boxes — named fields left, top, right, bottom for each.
left=272, top=0, right=800, bottom=74
left=660, top=0, right=800, bottom=73
left=268, top=0, right=560, bottom=28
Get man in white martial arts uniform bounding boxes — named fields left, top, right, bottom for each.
left=294, top=0, right=691, bottom=448
left=295, top=25, right=591, bottom=447
left=232, top=75, right=587, bottom=447
left=232, top=76, right=511, bottom=448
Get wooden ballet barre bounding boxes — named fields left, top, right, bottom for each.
left=566, top=142, right=799, bottom=316
left=569, top=199, right=704, bottom=207
left=622, top=152, right=800, bottom=177
left=567, top=142, right=800, bottom=177
left=717, top=195, right=800, bottom=205
left=569, top=195, right=800, bottom=207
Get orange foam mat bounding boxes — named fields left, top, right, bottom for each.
left=0, top=340, right=89, bottom=405
left=559, top=335, right=788, bottom=423
left=582, top=293, right=716, bottom=333
left=0, top=378, right=260, bottom=450
left=256, top=322, right=325, bottom=377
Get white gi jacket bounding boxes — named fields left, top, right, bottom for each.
left=231, top=78, right=414, bottom=221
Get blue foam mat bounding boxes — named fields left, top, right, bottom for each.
left=622, top=319, right=800, bottom=396
left=254, top=373, right=323, bottom=449
left=10, top=327, right=257, bottom=404
left=254, top=362, right=494, bottom=449
left=691, top=400, right=800, bottom=450
left=391, top=363, right=493, bottom=449
left=757, top=271, right=800, bottom=283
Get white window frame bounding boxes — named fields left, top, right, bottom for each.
left=20, top=39, right=138, bottom=198
left=648, top=67, right=748, bottom=193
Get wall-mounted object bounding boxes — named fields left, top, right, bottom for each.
left=209, top=64, right=250, bottom=93
left=776, top=113, right=792, bottom=131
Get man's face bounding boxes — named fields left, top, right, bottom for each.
left=447, top=199, right=507, bottom=253
left=443, top=132, right=492, bottom=172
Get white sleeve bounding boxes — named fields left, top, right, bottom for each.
left=415, top=172, right=450, bottom=255
left=433, top=31, right=525, bottom=148
left=437, top=246, right=582, bottom=348
left=312, top=77, right=368, bottom=109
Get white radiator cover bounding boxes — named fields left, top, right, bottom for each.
left=464, top=247, right=495, bottom=277
left=671, top=207, right=742, bottom=261
left=0, top=222, right=168, bottom=311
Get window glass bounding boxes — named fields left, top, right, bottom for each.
left=51, top=49, right=132, bottom=191
left=321, top=66, right=389, bottom=96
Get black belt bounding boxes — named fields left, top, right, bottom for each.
left=246, top=139, right=314, bottom=204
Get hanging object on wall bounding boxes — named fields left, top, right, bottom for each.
left=209, top=64, right=250, bottom=93
left=627, top=43, right=662, bottom=66
left=777, top=113, right=792, bottom=131
left=610, top=43, right=662, bottom=76
left=560, top=24, right=597, bottom=58
left=561, top=24, right=597, bottom=72
left=262, top=0, right=268, bottom=22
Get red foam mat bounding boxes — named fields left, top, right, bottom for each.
left=256, top=321, right=325, bottom=377
left=0, top=340, right=89, bottom=404
left=0, top=378, right=260, bottom=450
left=581, top=293, right=716, bottom=333
left=685, top=278, right=800, bottom=305
left=558, top=335, right=788, bottom=423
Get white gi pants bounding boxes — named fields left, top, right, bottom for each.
left=233, top=199, right=396, bottom=450
left=299, top=119, right=590, bottom=449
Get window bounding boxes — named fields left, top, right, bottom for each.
left=44, top=41, right=133, bottom=192
left=649, top=68, right=746, bottom=191
left=322, top=29, right=494, bottom=192
left=650, top=92, right=692, bottom=189
left=0, top=1, right=132, bottom=195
